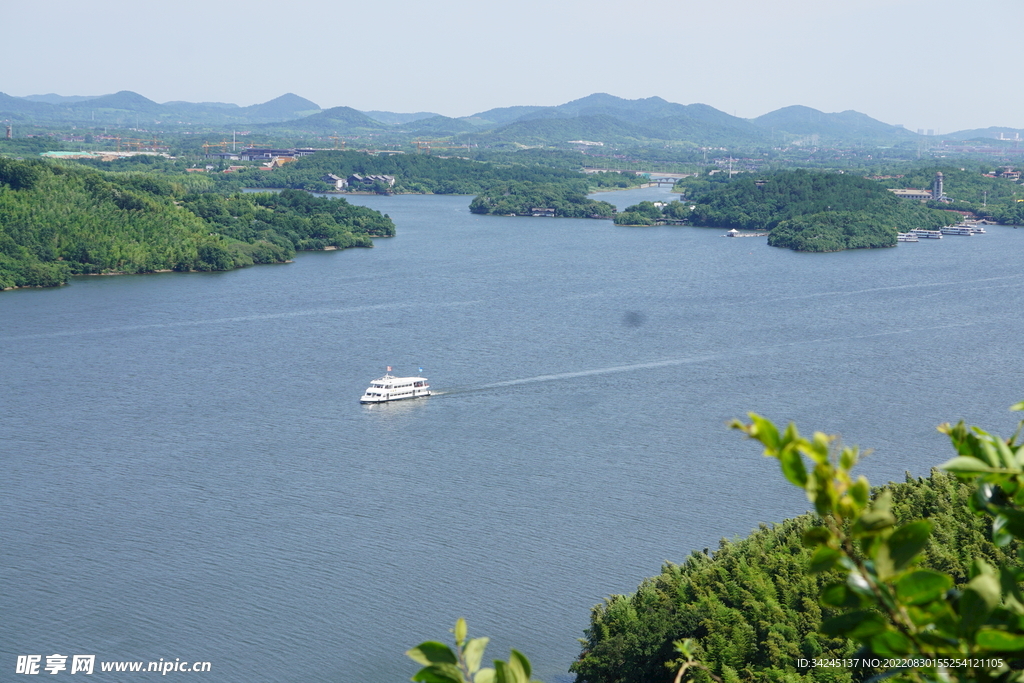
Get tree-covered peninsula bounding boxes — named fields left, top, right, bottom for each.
left=468, top=181, right=616, bottom=218
left=672, top=170, right=956, bottom=252
left=0, top=158, right=393, bottom=289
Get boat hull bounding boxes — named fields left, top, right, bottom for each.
left=360, top=390, right=432, bottom=404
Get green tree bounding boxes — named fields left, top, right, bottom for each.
left=728, top=402, right=1024, bottom=683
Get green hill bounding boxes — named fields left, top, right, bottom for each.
left=267, top=105, right=387, bottom=133
left=0, top=158, right=393, bottom=289
left=475, top=114, right=661, bottom=145
left=0, top=91, right=325, bottom=126
left=464, top=96, right=769, bottom=146
left=403, top=115, right=478, bottom=135
left=240, top=93, right=321, bottom=121
left=679, top=170, right=954, bottom=251
left=751, top=106, right=917, bottom=143
left=462, top=104, right=547, bottom=126
left=70, top=90, right=164, bottom=114
left=572, top=470, right=1017, bottom=683
left=362, top=110, right=442, bottom=125
left=514, top=93, right=691, bottom=123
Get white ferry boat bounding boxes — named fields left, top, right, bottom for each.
left=360, top=369, right=431, bottom=403
left=897, top=232, right=919, bottom=242
left=941, top=225, right=973, bottom=236
left=911, top=229, right=943, bottom=239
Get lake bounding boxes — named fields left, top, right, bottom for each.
left=2, top=187, right=1022, bottom=682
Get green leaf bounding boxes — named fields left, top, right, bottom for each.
left=850, top=476, right=870, bottom=508
left=854, top=491, right=895, bottom=534
left=1000, top=565, right=1024, bottom=610
left=1010, top=401, right=1024, bottom=412
left=802, top=526, right=831, bottom=548
left=895, top=570, right=953, bottom=606
left=974, top=440, right=1000, bottom=468
left=411, top=663, right=466, bottom=683
left=820, top=582, right=865, bottom=609
left=508, top=650, right=531, bottom=683
left=464, top=638, right=489, bottom=675
left=941, top=455, right=995, bottom=474
left=779, top=446, right=808, bottom=488
left=673, top=639, right=696, bottom=658
left=809, top=546, right=841, bottom=573
left=958, top=574, right=1001, bottom=637
left=975, top=483, right=1001, bottom=509
left=821, top=610, right=887, bottom=639
left=846, top=571, right=874, bottom=598
left=997, top=509, right=1024, bottom=541
left=975, top=628, right=1024, bottom=651
left=884, top=520, right=932, bottom=572
left=971, top=556, right=996, bottom=579
left=475, top=668, right=495, bottom=683
left=813, top=477, right=838, bottom=517
left=808, top=432, right=831, bottom=465
left=906, top=601, right=956, bottom=630
left=992, top=438, right=1018, bottom=469
left=839, top=446, right=857, bottom=472
left=749, top=413, right=781, bottom=451
left=869, top=629, right=913, bottom=656
left=992, top=514, right=1015, bottom=547
left=454, top=618, right=467, bottom=647
left=493, top=661, right=508, bottom=683
left=782, top=421, right=800, bottom=446
left=407, top=642, right=459, bottom=667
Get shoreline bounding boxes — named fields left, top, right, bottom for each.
left=0, top=245, right=361, bottom=291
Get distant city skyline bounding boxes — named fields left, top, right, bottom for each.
left=3, top=0, right=1021, bottom=134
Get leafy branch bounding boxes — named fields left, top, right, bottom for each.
left=727, top=402, right=1024, bottom=683
left=407, top=619, right=542, bottom=683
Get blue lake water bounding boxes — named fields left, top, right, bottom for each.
left=2, top=187, right=1022, bottom=682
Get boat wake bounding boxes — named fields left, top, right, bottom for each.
left=440, top=319, right=981, bottom=394
left=772, top=273, right=1021, bottom=303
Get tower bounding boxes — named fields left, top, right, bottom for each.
left=932, top=171, right=944, bottom=201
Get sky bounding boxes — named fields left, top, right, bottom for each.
left=3, top=0, right=1021, bottom=133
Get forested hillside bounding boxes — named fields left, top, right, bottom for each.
left=0, top=159, right=393, bottom=289
left=181, top=189, right=393, bottom=251
left=571, top=471, right=1016, bottom=683
left=677, top=170, right=955, bottom=251
left=884, top=166, right=1024, bottom=225
left=230, top=150, right=638, bottom=195
left=468, top=181, right=616, bottom=218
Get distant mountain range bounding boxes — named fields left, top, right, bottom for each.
left=2, top=90, right=1020, bottom=147
left=0, top=91, right=321, bottom=125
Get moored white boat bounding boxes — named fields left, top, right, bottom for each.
left=897, top=232, right=919, bottom=242
left=360, top=369, right=431, bottom=403
left=941, top=225, right=973, bottom=236
left=911, top=229, right=943, bottom=239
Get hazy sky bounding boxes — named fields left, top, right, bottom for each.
left=4, top=0, right=1021, bottom=133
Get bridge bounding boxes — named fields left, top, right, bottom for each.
left=650, top=177, right=678, bottom=186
